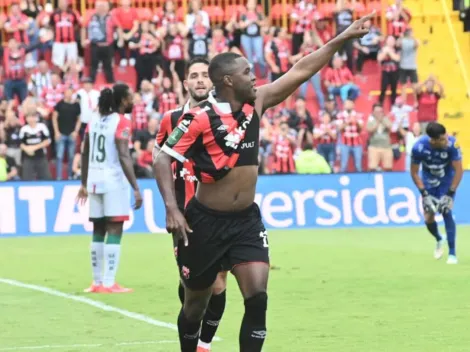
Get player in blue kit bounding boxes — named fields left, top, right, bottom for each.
left=410, top=122, right=463, bottom=264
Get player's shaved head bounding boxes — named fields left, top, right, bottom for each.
left=208, top=52, right=243, bottom=87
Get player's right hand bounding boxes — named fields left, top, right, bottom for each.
left=422, top=192, right=437, bottom=214
left=166, top=207, right=192, bottom=247
left=133, top=189, right=143, bottom=210
left=76, top=185, right=88, bottom=206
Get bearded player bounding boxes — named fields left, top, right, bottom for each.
left=154, top=13, right=375, bottom=352
left=153, top=57, right=226, bottom=352
left=77, top=84, right=143, bottom=293
left=411, top=122, right=463, bottom=264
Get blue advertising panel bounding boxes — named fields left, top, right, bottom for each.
left=1, top=172, right=469, bottom=237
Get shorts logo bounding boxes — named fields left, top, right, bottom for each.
left=174, top=247, right=178, bottom=258
left=182, top=265, right=190, bottom=279
left=251, top=330, right=267, bottom=339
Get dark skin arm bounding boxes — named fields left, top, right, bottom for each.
left=257, top=12, right=374, bottom=112
left=116, top=138, right=143, bottom=209
left=76, top=133, right=90, bottom=204
left=152, top=147, right=192, bottom=246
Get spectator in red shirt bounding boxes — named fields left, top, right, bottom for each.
left=4, top=3, right=30, bottom=45
left=336, top=99, right=364, bottom=172
left=324, top=55, right=359, bottom=102
left=314, top=110, right=337, bottom=169
left=136, top=138, right=155, bottom=178
left=209, top=26, right=229, bottom=58
left=129, top=20, right=160, bottom=89
left=162, top=23, right=187, bottom=83
left=271, top=121, right=296, bottom=174
left=378, top=35, right=401, bottom=105
left=114, top=0, right=139, bottom=67
left=41, top=73, right=64, bottom=113
left=290, top=0, right=318, bottom=54
left=265, top=27, right=292, bottom=82
left=49, top=0, right=81, bottom=70
left=293, top=31, right=325, bottom=109
left=415, top=75, right=444, bottom=132
left=386, top=0, right=411, bottom=39
left=240, top=0, right=266, bottom=76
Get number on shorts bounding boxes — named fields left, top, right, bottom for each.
left=91, top=133, right=106, bottom=162
left=259, top=231, right=269, bottom=248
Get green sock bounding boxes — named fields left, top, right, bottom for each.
left=106, top=234, right=122, bottom=245
left=92, top=233, right=105, bottom=242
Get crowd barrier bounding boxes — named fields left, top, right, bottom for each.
left=1, top=172, right=469, bottom=237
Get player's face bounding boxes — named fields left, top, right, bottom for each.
left=430, top=134, right=448, bottom=149
left=123, top=91, right=134, bottom=114
left=230, top=57, right=257, bottom=103
left=184, top=63, right=211, bottom=102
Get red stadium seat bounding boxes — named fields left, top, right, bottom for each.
left=271, top=3, right=293, bottom=20
left=203, top=6, right=224, bottom=23
left=224, top=5, right=245, bottom=21
left=352, top=2, right=366, bottom=16
left=318, top=2, right=336, bottom=18
left=367, top=1, right=382, bottom=14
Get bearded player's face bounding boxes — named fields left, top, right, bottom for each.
left=123, top=90, right=134, bottom=114
left=185, top=63, right=212, bottom=102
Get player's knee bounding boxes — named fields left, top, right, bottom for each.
left=244, top=292, right=268, bottom=318
left=424, top=213, right=435, bottom=224
left=183, top=301, right=207, bottom=322
left=212, top=274, right=227, bottom=295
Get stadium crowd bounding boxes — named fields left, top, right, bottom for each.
left=0, top=0, right=445, bottom=182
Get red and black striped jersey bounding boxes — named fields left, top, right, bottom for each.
left=50, top=9, right=81, bottom=43
left=155, top=102, right=196, bottom=211
left=160, top=93, right=260, bottom=184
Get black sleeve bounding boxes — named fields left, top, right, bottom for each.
left=75, top=102, right=81, bottom=116
left=40, top=123, right=51, bottom=141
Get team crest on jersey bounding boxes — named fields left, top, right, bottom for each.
left=441, top=152, right=448, bottom=159
left=121, top=128, right=130, bottom=138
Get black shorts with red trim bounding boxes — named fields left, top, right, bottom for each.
left=176, top=197, right=270, bottom=290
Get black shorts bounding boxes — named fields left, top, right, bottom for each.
left=399, top=69, right=418, bottom=84
left=176, top=197, right=270, bottom=290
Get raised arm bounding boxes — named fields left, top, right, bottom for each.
left=257, top=13, right=375, bottom=111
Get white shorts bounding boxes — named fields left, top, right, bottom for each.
left=88, top=187, right=131, bottom=222
left=52, top=42, right=78, bottom=67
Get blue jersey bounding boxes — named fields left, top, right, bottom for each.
left=411, top=135, right=462, bottom=189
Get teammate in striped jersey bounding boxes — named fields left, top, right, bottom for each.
left=153, top=57, right=226, bottom=352
left=77, top=84, right=142, bottom=293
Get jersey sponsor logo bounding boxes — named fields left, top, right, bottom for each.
left=224, top=115, right=253, bottom=149
left=179, top=167, right=197, bottom=182
left=241, top=141, right=255, bottom=149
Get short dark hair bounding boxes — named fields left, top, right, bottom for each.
left=186, top=56, right=210, bottom=75
left=208, top=52, right=242, bottom=86
left=426, top=122, right=446, bottom=139
left=98, top=83, right=130, bottom=115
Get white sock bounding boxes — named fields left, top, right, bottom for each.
left=90, top=242, right=104, bottom=285
left=197, top=341, right=211, bottom=349
left=103, top=244, right=121, bottom=288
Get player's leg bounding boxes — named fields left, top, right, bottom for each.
left=233, top=263, right=269, bottom=352
left=442, top=210, right=457, bottom=264
left=197, top=271, right=228, bottom=351
left=85, top=194, right=106, bottom=293
left=101, top=188, right=132, bottom=292
left=423, top=209, right=444, bottom=259
left=229, top=203, right=270, bottom=352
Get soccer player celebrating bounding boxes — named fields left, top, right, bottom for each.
left=154, top=13, right=374, bottom=352
left=411, top=122, right=463, bottom=264
left=77, top=84, right=143, bottom=293
left=153, top=57, right=227, bottom=352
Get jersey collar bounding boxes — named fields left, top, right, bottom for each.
left=183, top=101, right=191, bottom=113
left=208, top=91, right=232, bottom=114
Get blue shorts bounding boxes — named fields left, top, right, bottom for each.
left=426, top=184, right=454, bottom=199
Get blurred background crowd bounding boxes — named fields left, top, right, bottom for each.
left=0, top=0, right=448, bottom=181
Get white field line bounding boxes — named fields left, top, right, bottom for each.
left=0, top=340, right=178, bottom=351
left=0, top=278, right=222, bottom=343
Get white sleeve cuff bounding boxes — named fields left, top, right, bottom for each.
left=161, top=144, right=187, bottom=163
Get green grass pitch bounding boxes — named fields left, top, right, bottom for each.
left=1, top=227, right=470, bottom=352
